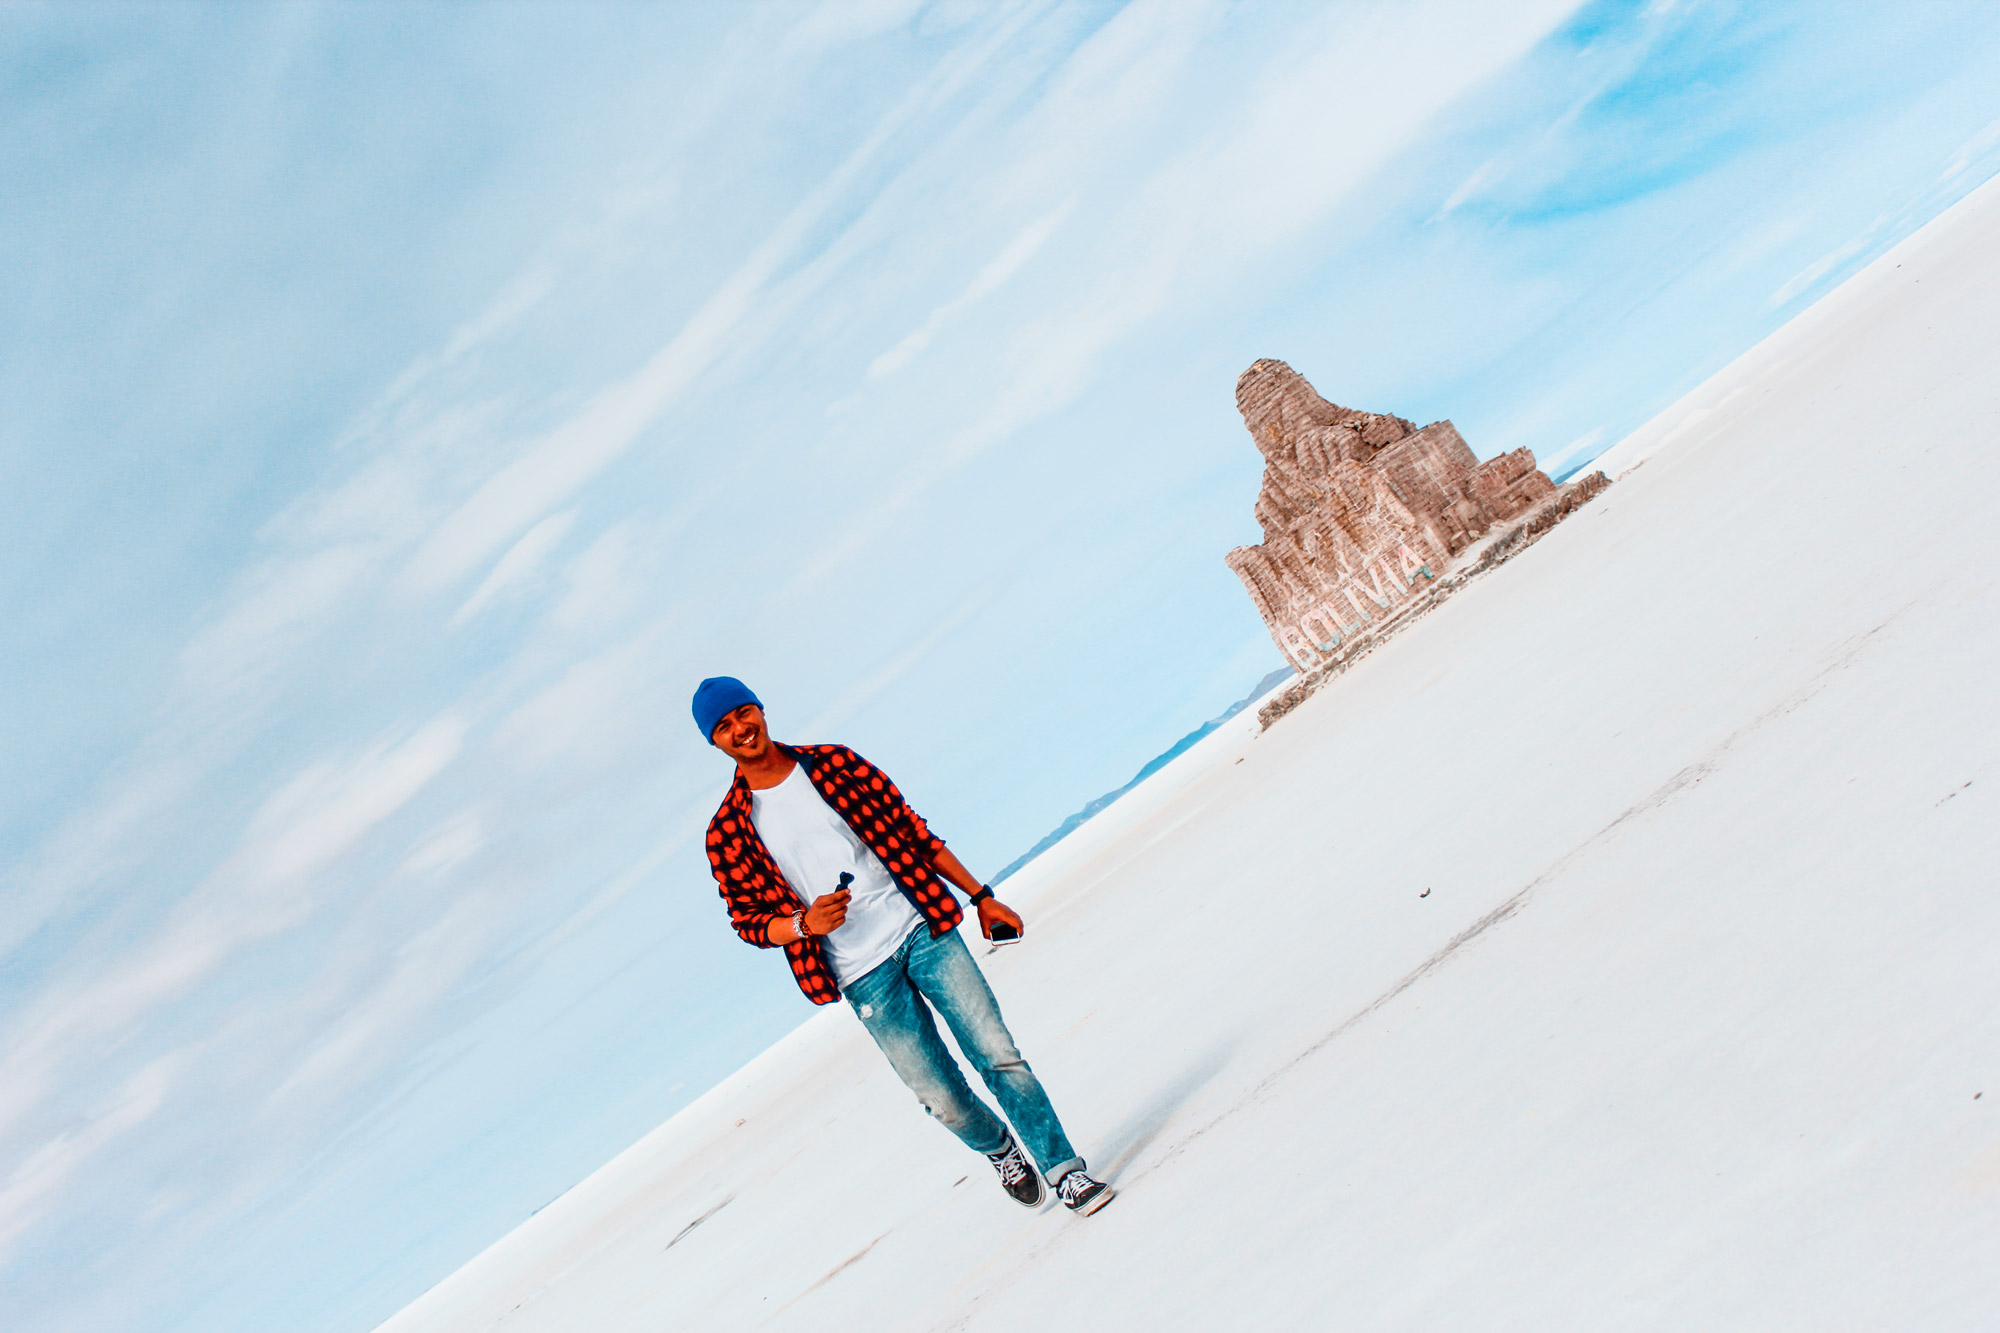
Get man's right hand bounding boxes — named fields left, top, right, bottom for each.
left=803, top=886, right=850, bottom=937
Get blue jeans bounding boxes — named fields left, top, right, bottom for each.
left=845, top=925, right=1083, bottom=1184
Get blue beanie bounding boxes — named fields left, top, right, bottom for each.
left=692, top=676, right=762, bottom=743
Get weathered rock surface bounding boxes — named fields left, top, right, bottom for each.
left=1223, top=359, right=1605, bottom=722
left=1255, top=471, right=1609, bottom=727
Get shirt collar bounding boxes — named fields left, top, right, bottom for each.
left=726, top=743, right=812, bottom=808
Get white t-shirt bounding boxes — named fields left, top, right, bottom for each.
left=749, top=762, right=922, bottom=987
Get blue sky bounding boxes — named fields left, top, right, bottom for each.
left=4, top=2, right=1998, bottom=1329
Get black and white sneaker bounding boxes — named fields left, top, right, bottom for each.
left=986, top=1137, right=1044, bottom=1208
left=1054, top=1169, right=1114, bottom=1216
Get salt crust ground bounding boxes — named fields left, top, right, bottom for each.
left=377, top=175, right=2000, bottom=1332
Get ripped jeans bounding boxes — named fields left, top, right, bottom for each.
left=845, top=925, right=1082, bottom=1184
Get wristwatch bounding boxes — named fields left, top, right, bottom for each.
left=969, top=884, right=994, bottom=904
left=792, top=907, right=811, bottom=940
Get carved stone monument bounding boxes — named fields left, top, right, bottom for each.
left=1226, top=359, right=1600, bottom=684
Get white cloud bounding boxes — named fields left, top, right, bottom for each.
left=0, top=747, right=203, bottom=960
left=381, top=265, right=561, bottom=405
left=176, top=542, right=382, bottom=701
left=490, top=628, right=668, bottom=770
left=395, top=10, right=1045, bottom=602
left=784, top=0, right=928, bottom=51
left=1939, top=116, right=2000, bottom=181
left=226, top=715, right=466, bottom=895
left=1436, top=155, right=1503, bottom=216
left=550, top=521, right=642, bottom=634
left=1538, top=425, right=1609, bottom=476
left=0, top=1055, right=179, bottom=1262
left=0, top=716, right=464, bottom=1149
left=451, top=508, right=577, bottom=626
left=397, top=811, right=486, bottom=880
left=867, top=197, right=1074, bottom=379
left=269, top=895, right=491, bottom=1101
left=1767, top=226, right=1879, bottom=309
left=797, top=582, right=1002, bottom=738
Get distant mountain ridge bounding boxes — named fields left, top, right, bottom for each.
left=991, top=666, right=1294, bottom=883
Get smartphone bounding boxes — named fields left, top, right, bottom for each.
left=988, top=921, right=1022, bottom=945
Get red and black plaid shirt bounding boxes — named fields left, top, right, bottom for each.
left=705, top=743, right=963, bottom=1004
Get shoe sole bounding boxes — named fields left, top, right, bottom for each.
left=1065, top=1184, right=1115, bottom=1216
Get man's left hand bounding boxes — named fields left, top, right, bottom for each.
left=977, top=897, right=1024, bottom=941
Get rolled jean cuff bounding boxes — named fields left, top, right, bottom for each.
left=1043, top=1155, right=1084, bottom=1186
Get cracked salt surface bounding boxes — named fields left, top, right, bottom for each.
left=377, top=175, right=2000, bottom=1332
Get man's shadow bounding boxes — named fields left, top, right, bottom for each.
left=1092, top=1039, right=1237, bottom=1181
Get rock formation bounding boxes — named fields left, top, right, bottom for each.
left=1225, top=359, right=1568, bottom=674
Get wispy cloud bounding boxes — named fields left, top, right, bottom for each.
left=0, top=715, right=466, bottom=1144
left=1766, top=226, right=1882, bottom=309
left=451, top=508, right=577, bottom=625
left=1538, top=424, right=1609, bottom=477
left=1940, top=116, right=2000, bottom=182
left=397, top=1, right=1054, bottom=602
left=867, top=198, right=1075, bottom=380
left=0, top=1055, right=180, bottom=1262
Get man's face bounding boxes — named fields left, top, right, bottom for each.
left=712, top=703, right=772, bottom=762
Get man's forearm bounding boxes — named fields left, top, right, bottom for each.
left=934, top=846, right=1022, bottom=940
left=931, top=847, right=986, bottom=899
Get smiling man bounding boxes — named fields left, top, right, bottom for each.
left=695, top=675, right=1113, bottom=1215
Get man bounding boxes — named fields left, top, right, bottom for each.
left=695, top=675, right=1113, bottom=1215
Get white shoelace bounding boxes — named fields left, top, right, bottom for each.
left=989, top=1146, right=1030, bottom=1186
left=1056, top=1171, right=1096, bottom=1204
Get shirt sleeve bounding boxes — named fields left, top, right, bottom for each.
left=880, top=770, right=948, bottom=860
left=706, top=817, right=786, bottom=948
